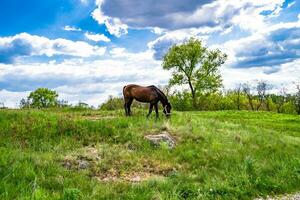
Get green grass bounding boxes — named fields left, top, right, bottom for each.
left=0, top=109, right=299, bottom=200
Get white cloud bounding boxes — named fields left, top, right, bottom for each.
left=151, top=27, right=165, bottom=35
left=85, top=32, right=110, bottom=42
left=63, top=25, right=82, bottom=32
left=92, top=0, right=285, bottom=33
left=92, top=0, right=128, bottom=37
left=0, top=90, right=30, bottom=108
left=148, top=27, right=215, bottom=60
left=0, top=33, right=106, bottom=63
left=287, top=1, right=296, bottom=8
left=80, top=0, right=89, bottom=5
left=214, top=18, right=300, bottom=68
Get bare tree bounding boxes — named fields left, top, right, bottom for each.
left=294, top=82, right=300, bottom=115
left=256, top=81, right=269, bottom=111
left=242, top=83, right=255, bottom=111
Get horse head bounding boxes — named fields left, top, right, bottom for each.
left=163, top=102, right=172, bottom=117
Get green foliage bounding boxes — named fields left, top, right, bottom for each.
left=0, top=109, right=299, bottom=199
left=168, top=91, right=194, bottom=111
left=25, top=88, right=59, bottom=109
left=163, top=38, right=227, bottom=99
left=63, top=188, right=82, bottom=200
left=166, top=84, right=299, bottom=114
left=100, top=95, right=124, bottom=110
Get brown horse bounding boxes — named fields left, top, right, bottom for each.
left=123, top=84, right=172, bottom=118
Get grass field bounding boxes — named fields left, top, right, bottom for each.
left=0, top=109, right=299, bottom=200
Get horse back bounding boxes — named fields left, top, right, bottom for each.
left=123, top=84, right=158, bottom=102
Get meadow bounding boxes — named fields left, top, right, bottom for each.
left=0, top=109, right=299, bottom=199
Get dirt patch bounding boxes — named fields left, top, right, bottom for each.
left=63, top=146, right=173, bottom=183
left=255, top=193, right=300, bottom=200
left=95, top=170, right=165, bottom=183
left=63, top=146, right=100, bottom=170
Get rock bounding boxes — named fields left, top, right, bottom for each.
left=78, top=160, right=89, bottom=169
left=144, top=131, right=176, bottom=149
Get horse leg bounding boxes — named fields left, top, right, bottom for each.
left=124, top=102, right=128, bottom=116
left=127, top=98, right=133, bottom=116
left=154, top=103, right=159, bottom=118
left=147, top=103, right=153, bottom=118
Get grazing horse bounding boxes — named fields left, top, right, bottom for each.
left=123, top=84, right=172, bottom=118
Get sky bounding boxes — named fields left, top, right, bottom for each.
left=0, top=0, right=300, bottom=107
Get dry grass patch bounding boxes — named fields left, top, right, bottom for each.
left=62, top=145, right=175, bottom=182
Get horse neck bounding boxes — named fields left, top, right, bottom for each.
left=157, top=90, right=168, bottom=105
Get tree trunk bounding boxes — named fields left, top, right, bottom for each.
left=237, top=91, right=240, bottom=110
left=188, top=80, right=196, bottom=108
left=246, top=94, right=254, bottom=111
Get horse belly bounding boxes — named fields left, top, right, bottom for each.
left=134, top=97, right=151, bottom=103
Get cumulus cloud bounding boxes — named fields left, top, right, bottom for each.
left=219, top=19, right=300, bottom=69
left=143, top=0, right=287, bottom=60
left=148, top=27, right=216, bottom=60
left=0, top=90, right=30, bottom=108
left=0, top=33, right=106, bottom=64
left=92, top=0, right=285, bottom=36
left=92, top=0, right=128, bottom=37
left=148, top=13, right=300, bottom=70
left=85, top=32, right=110, bottom=42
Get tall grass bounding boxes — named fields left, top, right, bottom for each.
left=0, top=109, right=299, bottom=199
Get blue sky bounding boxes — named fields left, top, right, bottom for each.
left=0, top=0, right=300, bottom=107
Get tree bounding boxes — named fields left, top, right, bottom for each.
left=271, top=87, right=287, bottom=113
left=234, top=84, right=242, bottom=110
left=242, top=83, right=255, bottom=111
left=57, top=99, right=69, bottom=108
left=19, top=98, right=30, bottom=108
left=0, top=102, right=6, bottom=109
left=256, top=81, right=269, bottom=111
left=162, top=38, right=227, bottom=106
left=27, top=88, right=59, bottom=108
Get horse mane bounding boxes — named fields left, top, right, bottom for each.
left=148, top=85, right=169, bottom=104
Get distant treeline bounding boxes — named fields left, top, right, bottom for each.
left=100, top=82, right=300, bottom=115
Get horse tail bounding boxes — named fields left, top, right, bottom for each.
left=123, top=85, right=126, bottom=95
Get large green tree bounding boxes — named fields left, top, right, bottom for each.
left=162, top=38, right=227, bottom=104
left=27, top=88, right=59, bottom=108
